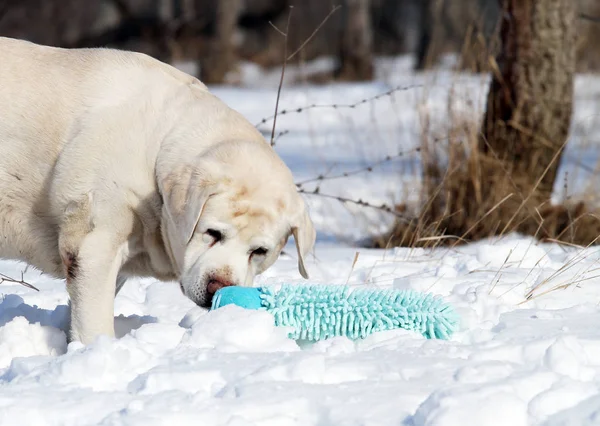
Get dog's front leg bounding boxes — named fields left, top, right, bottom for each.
left=65, top=229, right=126, bottom=344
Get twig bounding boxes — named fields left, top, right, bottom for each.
left=488, top=249, right=512, bottom=295
left=0, top=271, right=39, bottom=291
left=269, top=7, right=294, bottom=147
left=499, top=138, right=569, bottom=237
left=544, top=238, right=585, bottom=249
left=416, top=235, right=467, bottom=244
left=268, top=21, right=287, bottom=37
left=286, top=5, right=341, bottom=62
left=345, top=252, right=360, bottom=285
left=451, top=192, right=515, bottom=249
left=498, top=255, right=546, bottom=298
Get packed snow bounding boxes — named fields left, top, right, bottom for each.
left=2, top=56, right=600, bottom=425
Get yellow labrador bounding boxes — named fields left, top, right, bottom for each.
left=0, top=37, right=315, bottom=344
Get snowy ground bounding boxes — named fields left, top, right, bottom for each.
left=3, top=56, right=600, bottom=425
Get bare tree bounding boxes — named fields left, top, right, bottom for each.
left=480, top=0, right=575, bottom=204
left=337, top=0, right=373, bottom=80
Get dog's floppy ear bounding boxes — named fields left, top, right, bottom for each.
left=159, top=165, right=215, bottom=245
left=290, top=202, right=316, bottom=279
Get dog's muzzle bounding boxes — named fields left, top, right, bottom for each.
left=205, top=278, right=235, bottom=305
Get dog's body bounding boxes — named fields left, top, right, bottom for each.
left=0, top=37, right=315, bottom=344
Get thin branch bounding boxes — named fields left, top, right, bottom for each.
left=268, top=21, right=287, bottom=37
left=0, top=271, right=39, bottom=291
left=286, top=5, right=342, bottom=62
left=499, top=138, right=569, bottom=237
left=270, top=6, right=294, bottom=147
left=345, top=251, right=360, bottom=285
left=488, top=249, right=512, bottom=295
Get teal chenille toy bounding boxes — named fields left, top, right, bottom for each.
left=210, top=284, right=459, bottom=341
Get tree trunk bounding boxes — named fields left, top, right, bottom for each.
left=199, top=0, right=241, bottom=84
left=337, top=0, right=374, bottom=81
left=480, top=0, right=576, bottom=204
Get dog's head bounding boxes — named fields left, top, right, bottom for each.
left=159, top=140, right=316, bottom=307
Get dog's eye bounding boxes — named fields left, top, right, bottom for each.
left=251, top=247, right=268, bottom=257
left=205, top=229, right=223, bottom=244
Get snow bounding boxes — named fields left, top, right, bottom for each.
left=3, top=56, right=600, bottom=425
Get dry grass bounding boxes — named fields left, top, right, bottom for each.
left=372, top=110, right=600, bottom=250
left=371, top=5, right=600, bottom=251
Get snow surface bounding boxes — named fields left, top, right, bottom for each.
left=3, top=56, right=600, bottom=425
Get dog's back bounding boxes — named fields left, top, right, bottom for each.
left=0, top=37, right=203, bottom=276
left=0, top=38, right=85, bottom=168
left=0, top=37, right=202, bottom=163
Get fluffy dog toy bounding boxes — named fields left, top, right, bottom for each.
left=211, top=284, right=459, bottom=341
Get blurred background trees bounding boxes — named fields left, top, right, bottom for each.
left=3, top=0, right=600, bottom=247
left=1, top=0, right=598, bottom=84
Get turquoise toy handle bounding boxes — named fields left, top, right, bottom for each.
left=211, top=286, right=264, bottom=310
